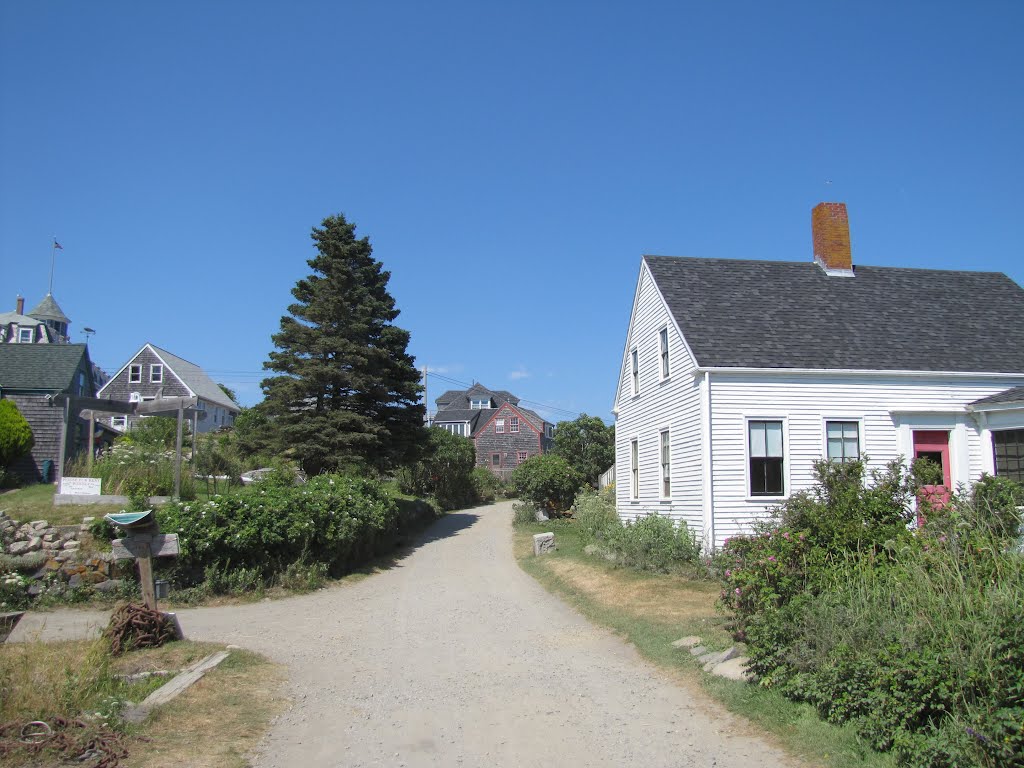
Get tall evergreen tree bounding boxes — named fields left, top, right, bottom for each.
left=261, top=214, right=427, bottom=475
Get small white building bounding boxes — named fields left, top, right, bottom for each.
left=613, top=202, right=1024, bottom=548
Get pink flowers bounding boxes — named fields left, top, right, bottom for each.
left=734, top=587, right=741, bottom=595
left=768, top=556, right=777, bottom=562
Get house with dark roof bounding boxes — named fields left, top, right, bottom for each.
left=432, top=384, right=553, bottom=477
left=613, top=202, right=1024, bottom=548
left=97, top=343, right=240, bottom=434
left=0, top=294, right=72, bottom=344
left=0, top=343, right=110, bottom=482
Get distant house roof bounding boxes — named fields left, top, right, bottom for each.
left=643, top=256, right=1024, bottom=373
left=0, top=343, right=90, bottom=391
left=0, top=311, right=42, bottom=326
left=27, top=294, right=70, bottom=324
left=148, top=345, right=240, bottom=411
left=970, top=386, right=1024, bottom=408
left=435, top=384, right=520, bottom=409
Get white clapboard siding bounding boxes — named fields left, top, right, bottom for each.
left=706, top=372, right=1022, bottom=546
left=614, top=263, right=704, bottom=537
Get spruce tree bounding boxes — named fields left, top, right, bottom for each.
left=261, top=214, right=427, bottom=475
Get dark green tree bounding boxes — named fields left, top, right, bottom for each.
left=261, top=214, right=427, bottom=475
left=551, top=413, right=615, bottom=487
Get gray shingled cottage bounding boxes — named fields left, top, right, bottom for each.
left=0, top=343, right=110, bottom=483
left=432, top=384, right=553, bottom=478
left=613, top=202, right=1024, bottom=548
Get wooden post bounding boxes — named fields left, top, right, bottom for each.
left=86, top=410, right=95, bottom=472
left=55, top=396, right=69, bottom=487
left=136, top=540, right=157, bottom=611
left=173, top=404, right=184, bottom=499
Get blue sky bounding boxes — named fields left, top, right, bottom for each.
left=3, top=1, right=1022, bottom=423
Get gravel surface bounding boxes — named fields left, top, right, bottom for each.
left=9, top=501, right=797, bottom=767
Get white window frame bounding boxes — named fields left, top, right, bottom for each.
left=659, top=327, right=670, bottom=380
left=111, top=415, right=128, bottom=430
left=630, top=438, right=639, bottom=500
left=630, top=348, right=639, bottom=396
left=745, top=416, right=788, bottom=500
left=517, top=451, right=529, bottom=464
left=470, top=398, right=490, bottom=409
left=151, top=364, right=163, bottom=383
left=510, top=416, right=519, bottom=433
left=17, top=326, right=33, bottom=343
left=824, top=418, right=862, bottom=464
left=495, top=418, right=505, bottom=434
left=659, top=429, right=672, bottom=498
left=129, top=364, right=142, bottom=384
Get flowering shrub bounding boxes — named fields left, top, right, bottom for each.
left=71, top=441, right=196, bottom=499
left=0, top=571, right=31, bottom=610
left=511, top=454, right=584, bottom=515
left=158, top=473, right=421, bottom=584
left=718, top=528, right=810, bottom=632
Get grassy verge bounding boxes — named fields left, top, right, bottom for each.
left=0, top=483, right=126, bottom=527
left=0, top=637, right=283, bottom=767
left=514, top=518, right=896, bottom=768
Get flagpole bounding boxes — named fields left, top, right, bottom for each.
left=49, top=238, right=56, bottom=294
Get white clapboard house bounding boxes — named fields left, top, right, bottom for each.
left=613, top=202, right=1024, bottom=548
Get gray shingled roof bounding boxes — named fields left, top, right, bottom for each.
left=149, top=344, right=240, bottom=411
left=27, top=294, right=70, bottom=324
left=517, top=407, right=547, bottom=431
left=970, top=387, right=1024, bottom=407
left=644, top=256, right=1024, bottom=373
left=0, top=343, right=88, bottom=391
left=432, top=408, right=494, bottom=435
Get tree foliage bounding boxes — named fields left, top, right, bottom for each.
left=551, top=413, right=614, bottom=487
left=261, top=214, right=427, bottom=475
left=0, top=399, right=34, bottom=467
left=511, top=454, right=584, bottom=514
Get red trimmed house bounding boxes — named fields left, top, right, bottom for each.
left=432, top=384, right=553, bottom=478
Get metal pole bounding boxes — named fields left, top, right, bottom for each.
left=49, top=240, right=55, bottom=295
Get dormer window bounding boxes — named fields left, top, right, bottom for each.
left=129, top=364, right=142, bottom=383
left=151, top=364, right=163, bottom=383
left=17, top=327, right=33, bottom=343
left=470, top=398, right=491, bottom=409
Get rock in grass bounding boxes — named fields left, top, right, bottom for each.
left=672, top=636, right=702, bottom=649
left=710, top=656, right=753, bottom=681
left=689, top=645, right=707, bottom=656
left=533, top=532, right=556, bottom=556
left=701, top=646, right=741, bottom=671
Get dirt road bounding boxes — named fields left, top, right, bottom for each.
left=9, top=502, right=794, bottom=766
left=171, top=501, right=793, bottom=768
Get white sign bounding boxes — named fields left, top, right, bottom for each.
left=59, top=477, right=102, bottom=496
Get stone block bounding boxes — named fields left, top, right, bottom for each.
left=709, top=656, right=753, bottom=682
left=701, top=646, right=741, bottom=672
left=8, top=541, right=31, bottom=556
left=689, top=645, right=707, bottom=656
left=672, top=636, right=702, bottom=649
left=68, top=574, right=83, bottom=588
left=533, top=532, right=556, bottom=556
left=30, top=520, right=49, bottom=529
left=63, top=540, right=81, bottom=550
left=94, top=579, right=124, bottom=594
left=82, top=570, right=107, bottom=585
left=534, top=509, right=549, bottom=522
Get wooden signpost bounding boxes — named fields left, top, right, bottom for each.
left=105, top=511, right=179, bottom=611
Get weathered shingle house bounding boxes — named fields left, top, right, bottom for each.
left=613, top=202, right=1024, bottom=548
left=0, top=343, right=100, bottom=482
left=97, top=343, right=240, bottom=433
left=0, top=294, right=71, bottom=344
left=433, top=384, right=553, bottom=477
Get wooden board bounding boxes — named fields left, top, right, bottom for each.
left=111, top=533, right=180, bottom=560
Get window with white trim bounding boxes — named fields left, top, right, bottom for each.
left=826, top=421, right=860, bottom=463
left=659, top=327, right=669, bottom=379
left=630, top=439, right=639, bottom=499
left=129, top=364, right=142, bottom=384
left=518, top=451, right=528, bottom=464
left=660, top=430, right=671, bottom=497
left=111, top=416, right=127, bottom=430
left=151, top=364, right=163, bottom=383
left=993, top=429, right=1024, bottom=484
left=470, top=398, right=491, bottom=409
left=495, top=419, right=505, bottom=433
left=630, top=348, right=639, bottom=395
left=510, top=416, right=519, bottom=433
left=18, top=327, right=33, bottom=343
left=439, top=423, right=467, bottom=437
left=749, top=420, right=784, bottom=496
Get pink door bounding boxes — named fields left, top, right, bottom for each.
left=913, top=430, right=951, bottom=523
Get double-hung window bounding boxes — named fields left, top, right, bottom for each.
left=659, top=328, right=669, bottom=379
left=749, top=420, right=784, bottom=496
left=660, top=430, right=671, bottom=497
left=129, top=364, right=142, bottom=384
left=993, top=429, right=1024, bottom=483
left=151, top=364, right=163, bottom=384
left=630, top=439, right=639, bottom=499
left=630, top=348, right=639, bottom=395
left=826, top=421, right=860, bottom=463
left=495, top=419, right=505, bottom=433
left=18, top=327, right=33, bottom=343
left=510, top=416, right=519, bottom=433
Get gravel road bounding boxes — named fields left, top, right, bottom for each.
left=172, top=500, right=795, bottom=768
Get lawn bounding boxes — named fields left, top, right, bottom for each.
left=514, top=518, right=897, bottom=768
left=0, top=483, right=131, bottom=527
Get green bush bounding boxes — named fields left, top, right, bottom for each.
left=572, top=486, right=620, bottom=539
left=121, top=416, right=180, bottom=449
left=510, top=454, right=584, bottom=515
left=398, top=429, right=478, bottom=510
left=471, top=467, right=500, bottom=504
left=158, top=473, right=409, bottom=585
left=278, top=560, right=329, bottom=592
left=0, top=400, right=33, bottom=469
left=604, top=513, right=701, bottom=573
left=73, top=441, right=196, bottom=500
left=512, top=502, right=539, bottom=524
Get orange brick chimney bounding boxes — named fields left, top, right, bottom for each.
left=812, top=202, right=853, bottom=275
left=15, top=295, right=24, bottom=314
